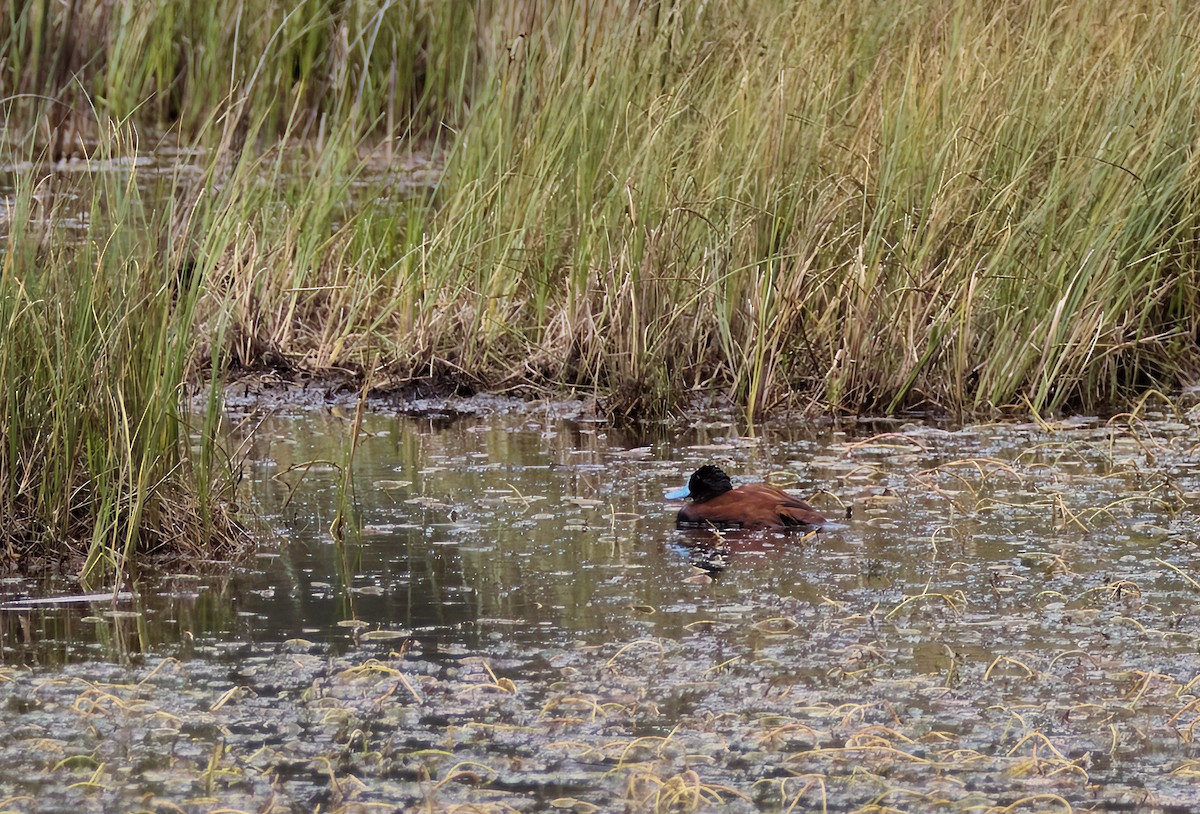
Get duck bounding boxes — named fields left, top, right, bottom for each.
left=665, top=465, right=828, bottom=531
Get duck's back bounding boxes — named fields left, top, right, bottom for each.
left=677, top=483, right=826, bottom=531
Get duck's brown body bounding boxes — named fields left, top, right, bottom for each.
left=671, top=466, right=827, bottom=531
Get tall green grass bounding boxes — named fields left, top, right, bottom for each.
left=2, top=0, right=1200, bottom=568
left=7, top=0, right=1196, bottom=419
left=0, top=124, right=245, bottom=580
left=396, top=0, right=1200, bottom=416
left=0, top=0, right=480, bottom=151
left=168, top=0, right=1200, bottom=417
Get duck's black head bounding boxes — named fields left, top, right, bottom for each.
left=684, top=465, right=734, bottom=502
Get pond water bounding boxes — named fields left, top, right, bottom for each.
left=3, top=398, right=1200, bottom=812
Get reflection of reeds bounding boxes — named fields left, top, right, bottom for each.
left=331, top=364, right=372, bottom=542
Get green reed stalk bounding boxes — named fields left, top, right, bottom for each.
left=5, top=0, right=1200, bottom=439
left=0, top=116, right=243, bottom=580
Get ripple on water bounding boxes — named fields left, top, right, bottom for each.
left=4, top=406, right=1200, bottom=810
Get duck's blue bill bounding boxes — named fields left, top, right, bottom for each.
left=665, top=485, right=691, bottom=500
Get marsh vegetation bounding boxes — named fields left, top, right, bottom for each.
left=8, top=2, right=1200, bottom=810
left=1, top=0, right=1199, bottom=604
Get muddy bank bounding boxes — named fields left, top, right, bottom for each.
left=214, top=370, right=604, bottom=420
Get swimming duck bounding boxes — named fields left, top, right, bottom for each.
left=666, top=465, right=828, bottom=531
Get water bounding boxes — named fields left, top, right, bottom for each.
left=234, top=404, right=860, bottom=651
left=3, top=400, right=1200, bottom=811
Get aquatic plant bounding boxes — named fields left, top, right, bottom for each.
left=407, top=0, right=1200, bottom=416
left=4, top=0, right=1199, bottom=420
left=0, top=122, right=245, bottom=579
left=0, top=0, right=479, bottom=150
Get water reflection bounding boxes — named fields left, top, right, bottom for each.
left=4, top=405, right=1200, bottom=670
left=5, top=405, right=1200, bottom=813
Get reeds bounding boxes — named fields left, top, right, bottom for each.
left=408, top=0, right=1200, bottom=416
left=9, top=0, right=1199, bottom=417
left=0, top=122, right=244, bottom=578
left=3, top=0, right=1200, bottom=563
left=201, top=0, right=1200, bottom=417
